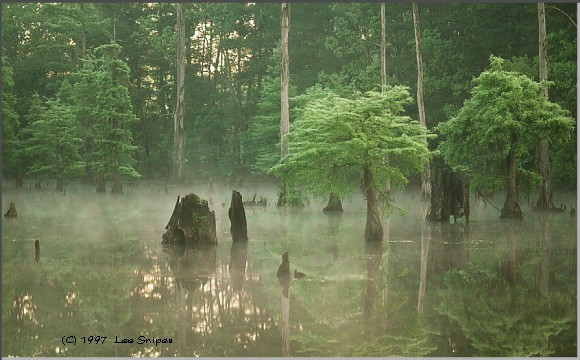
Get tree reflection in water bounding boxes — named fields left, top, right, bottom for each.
left=277, top=251, right=291, bottom=356
left=435, top=216, right=576, bottom=356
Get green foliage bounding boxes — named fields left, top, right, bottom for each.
left=271, top=87, right=432, bottom=205
left=1, top=52, right=21, bottom=176
left=71, top=43, right=140, bottom=180
left=21, top=93, right=83, bottom=183
left=437, top=56, right=574, bottom=192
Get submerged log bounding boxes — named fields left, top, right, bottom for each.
left=323, top=193, right=343, bottom=213
left=427, top=167, right=470, bottom=222
left=162, top=193, right=217, bottom=246
left=228, top=190, right=248, bottom=241
left=4, top=203, right=17, bottom=218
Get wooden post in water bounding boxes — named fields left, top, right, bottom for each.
left=35, top=240, right=40, bottom=262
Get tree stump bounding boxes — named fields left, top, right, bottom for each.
left=162, top=193, right=217, bottom=246
left=427, top=167, right=470, bottom=222
left=35, top=240, right=40, bottom=262
left=228, top=190, right=248, bottom=241
left=323, top=193, right=343, bottom=213
left=4, top=203, right=17, bottom=218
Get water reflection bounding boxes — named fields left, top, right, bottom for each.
left=229, top=241, right=248, bottom=292
left=436, top=216, right=576, bottom=356
left=277, top=251, right=291, bottom=356
left=363, top=241, right=384, bottom=323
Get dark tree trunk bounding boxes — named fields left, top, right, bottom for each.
left=277, top=185, right=287, bottom=207
left=35, top=179, right=42, bottom=189
left=228, top=190, right=248, bottom=242
left=15, top=173, right=24, bottom=188
left=364, top=166, right=384, bottom=242
left=4, top=203, right=17, bottom=218
left=96, top=173, right=106, bottom=193
left=111, top=173, right=123, bottom=194
left=162, top=193, right=217, bottom=246
left=323, top=193, right=343, bottom=213
left=56, top=178, right=65, bottom=192
left=427, top=166, right=469, bottom=222
left=500, top=149, right=523, bottom=219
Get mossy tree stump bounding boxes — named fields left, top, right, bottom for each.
left=162, top=193, right=217, bottom=246
left=4, top=203, right=17, bottom=218
left=228, top=190, right=248, bottom=242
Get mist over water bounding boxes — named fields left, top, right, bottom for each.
left=2, top=180, right=577, bottom=357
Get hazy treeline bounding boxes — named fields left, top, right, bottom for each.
left=2, top=3, right=576, bottom=187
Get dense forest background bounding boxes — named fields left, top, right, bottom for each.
left=2, top=3, right=576, bottom=189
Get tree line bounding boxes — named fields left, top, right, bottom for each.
left=2, top=3, right=576, bottom=197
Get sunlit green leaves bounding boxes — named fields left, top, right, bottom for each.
left=271, top=87, right=432, bottom=205
left=437, top=55, right=574, bottom=192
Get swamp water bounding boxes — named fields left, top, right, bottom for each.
left=1, top=181, right=577, bottom=357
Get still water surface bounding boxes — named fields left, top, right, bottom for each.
left=2, top=181, right=577, bottom=357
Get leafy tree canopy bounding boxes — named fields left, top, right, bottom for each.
left=437, top=56, right=574, bottom=193
left=270, top=87, right=432, bottom=205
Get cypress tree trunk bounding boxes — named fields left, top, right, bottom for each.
left=96, top=173, right=106, bottom=193
left=277, top=3, right=290, bottom=207
left=323, top=193, right=343, bottom=213
left=427, top=166, right=470, bottom=222
left=173, top=3, right=186, bottom=182
left=380, top=3, right=386, bottom=93
left=364, top=166, right=384, bottom=242
left=56, top=178, right=65, bottom=192
left=500, top=148, right=523, bottom=219
left=111, top=172, right=123, bottom=194
left=413, top=3, right=431, bottom=202
left=534, top=3, right=555, bottom=211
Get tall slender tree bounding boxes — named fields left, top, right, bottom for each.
left=277, top=2, right=290, bottom=206
left=413, top=3, right=431, bottom=202
left=534, top=3, right=555, bottom=211
left=174, top=3, right=186, bottom=181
